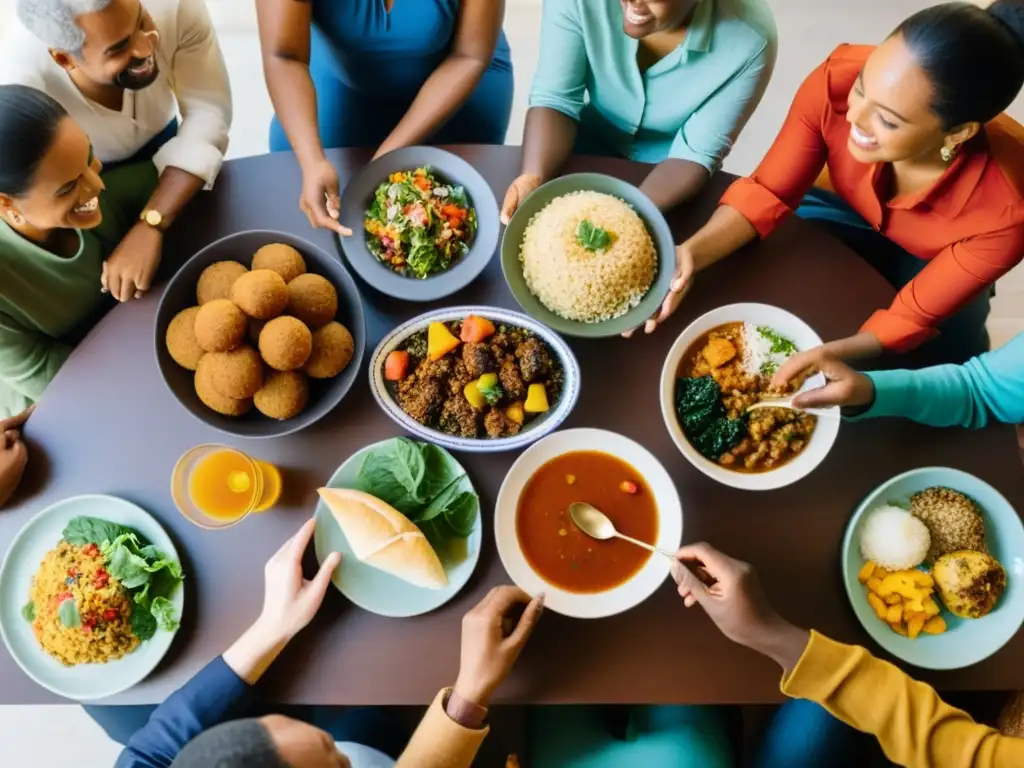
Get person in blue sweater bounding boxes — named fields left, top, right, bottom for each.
left=779, top=332, right=1023, bottom=438
left=106, top=518, right=544, bottom=768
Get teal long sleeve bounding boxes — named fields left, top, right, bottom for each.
left=860, top=333, right=1024, bottom=428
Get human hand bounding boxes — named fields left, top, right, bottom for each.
left=500, top=174, right=542, bottom=225
left=0, top=424, right=29, bottom=509
left=786, top=355, right=875, bottom=410
left=299, top=158, right=352, bottom=236
left=671, top=542, right=808, bottom=670
left=454, top=586, right=544, bottom=707
left=622, top=243, right=693, bottom=338
left=101, top=223, right=163, bottom=302
left=257, top=517, right=341, bottom=642
left=769, top=345, right=828, bottom=391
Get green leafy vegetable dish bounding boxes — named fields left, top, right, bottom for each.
left=675, top=321, right=817, bottom=474
left=352, top=437, right=479, bottom=553
left=364, top=167, right=477, bottom=279
left=22, top=516, right=184, bottom=666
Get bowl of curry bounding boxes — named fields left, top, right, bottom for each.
left=660, top=303, right=840, bottom=491
left=494, top=428, right=682, bottom=618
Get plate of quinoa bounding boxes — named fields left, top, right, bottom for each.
left=0, top=495, right=184, bottom=700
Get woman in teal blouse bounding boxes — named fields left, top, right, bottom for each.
left=501, top=0, right=776, bottom=219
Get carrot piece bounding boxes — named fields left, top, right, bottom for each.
left=384, top=350, right=410, bottom=381
left=460, top=315, right=496, bottom=343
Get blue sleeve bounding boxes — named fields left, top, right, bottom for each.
left=668, top=42, right=770, bottom=172
left=859, top=334, right=1024, bottom=428
left=528, top=0, right=588, bottom=120
left=115, top=657, right=255, bottom=768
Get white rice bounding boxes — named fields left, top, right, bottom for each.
left=859, top=505, right=931, bottom=570
left=740, top=323, right=796, bottom=377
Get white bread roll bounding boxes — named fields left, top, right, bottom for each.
left=318, top=487, right=448, bottom=589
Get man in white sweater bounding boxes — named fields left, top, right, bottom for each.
left=0, top=0, right=232, bottom=301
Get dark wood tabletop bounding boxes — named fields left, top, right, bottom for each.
left=2, top=147, right=1022, bottom=706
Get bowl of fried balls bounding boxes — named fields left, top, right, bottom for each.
left=155, top=230, right=366, bottom=438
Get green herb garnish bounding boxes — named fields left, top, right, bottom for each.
left=576, top=219, right=612, bottom=251
left=478, top=378, right=503, bottom=405
left=21, top=601, right=35, bottom=622
left=58, top=599, right=80, bottom=629
left=757, top=326, right=797, bottom=356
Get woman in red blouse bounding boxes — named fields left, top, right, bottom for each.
left=645, top=1, right=1024, bottom=367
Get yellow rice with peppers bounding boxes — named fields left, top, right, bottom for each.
left=29, top=541, right=138, bottom=666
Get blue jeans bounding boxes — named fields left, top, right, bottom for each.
left=84, top=704, right=408, bottom=758
left=755, top=698, right=886, bottom=768
left=797, top=188, right=991, bottom=366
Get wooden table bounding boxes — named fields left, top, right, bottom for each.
left=2, top=147, right=1022, bottom=705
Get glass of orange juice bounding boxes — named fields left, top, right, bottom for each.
left=171, top=444, right=282, bottom=529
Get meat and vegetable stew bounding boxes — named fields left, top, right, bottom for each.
left=675, top=322, right=816, bottom=473
left=385, top=315, right=563, bottom=440
left=516, top=451, right=657, bottom=593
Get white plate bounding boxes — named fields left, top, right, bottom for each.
left=0, top=495, right=184, bottom=701
left=314, top=439, right=481, bottom=618
left=660, top=303, right=840, bottom=491
left=368, top=305, right=581, bottom=453
left=494, top=428, right=683, bottom=618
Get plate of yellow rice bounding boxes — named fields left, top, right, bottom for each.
left=0, top=495, right=184, bottom=700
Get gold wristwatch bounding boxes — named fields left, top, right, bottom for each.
left=139, top=208, right=167, bottom=231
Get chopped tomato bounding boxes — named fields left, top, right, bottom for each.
left=67, top=567, right=77, bottom=577
left=413, top=174, right=432, bottom=192
left=442, top=204, right=467, bottom=222
left=619, top=481, right=638, bottom=495
left=82, top=543, right=100, bottom=557
left=384, top=350, right=411, bottom=381
left=460, top=315, right=496, bottom=343
left=103, top=609, right=118, bottom=621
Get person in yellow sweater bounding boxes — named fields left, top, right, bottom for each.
left=671, top=541, right=1024, bottom=767
left=99, top=517, right=543, bottom=767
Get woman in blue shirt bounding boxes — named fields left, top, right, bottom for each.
left=501, top=0, right=775, bottom=220
left=257, top=0, right=513, bottom=233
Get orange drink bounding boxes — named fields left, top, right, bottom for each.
left=172, top=445, right=282, bottom=529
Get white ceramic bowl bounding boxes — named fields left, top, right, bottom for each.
left=660, top=303, right=840, bottom=491
left=369, top=305, right=580, bottom=453
left=495, top=428, right=683, bottom=618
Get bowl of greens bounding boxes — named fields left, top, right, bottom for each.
left=313, top=437, right=481, bottom=617
left=659, top=303, right=840, bottom=491
left=337, top=147, right=500, bottom=302
left=0, top=495, right=184, bottom=700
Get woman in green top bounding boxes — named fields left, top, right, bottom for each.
left=0, top=85, right=156, bottom=422
left=501, top=0, right=776, bottom=220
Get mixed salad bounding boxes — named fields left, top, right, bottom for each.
left=364, top=167, right=477, bottom=279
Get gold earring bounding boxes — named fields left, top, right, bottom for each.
left=7, top=210, right=24, bottom=226
left=940, top=145, right=956, bottom=163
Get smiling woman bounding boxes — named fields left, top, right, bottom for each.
left=657, top=0, right=1024, bottom=369
left=0, top=84, right=156, bottom=418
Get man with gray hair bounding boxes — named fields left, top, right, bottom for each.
left=0, top=0, right=231, bottom=302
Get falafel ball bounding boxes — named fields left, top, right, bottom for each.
left=165, top=306, right=204, bottom=370
left=205, top=345, right=264, bottom=399
left=252, top=243, right=306, bottom=283
left=259, top=316, right=313, bottom=371
left=196, top=261, right=248, bottom=305
left=304, top=321, right=355, bottom=379
left=195, top=355, right=252, bottom=417
left=287, top=273, right=337, bottom=329
left=194, top=299, right=247, bottom=353
left=254, top=371, right=309, bottom=420
left=231, top=269, right=289, bottom=320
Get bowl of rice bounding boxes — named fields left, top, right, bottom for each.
left=501, top=174, right=676, bottom=338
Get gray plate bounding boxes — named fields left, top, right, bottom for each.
left=154, top=230, right=366, bottom=439
left=337, top=147, right=499, bottom=301
left=500, top=173, right=676, bottom=338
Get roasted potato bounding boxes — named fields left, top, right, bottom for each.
left=933, top=550, right=1006, bottom=619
